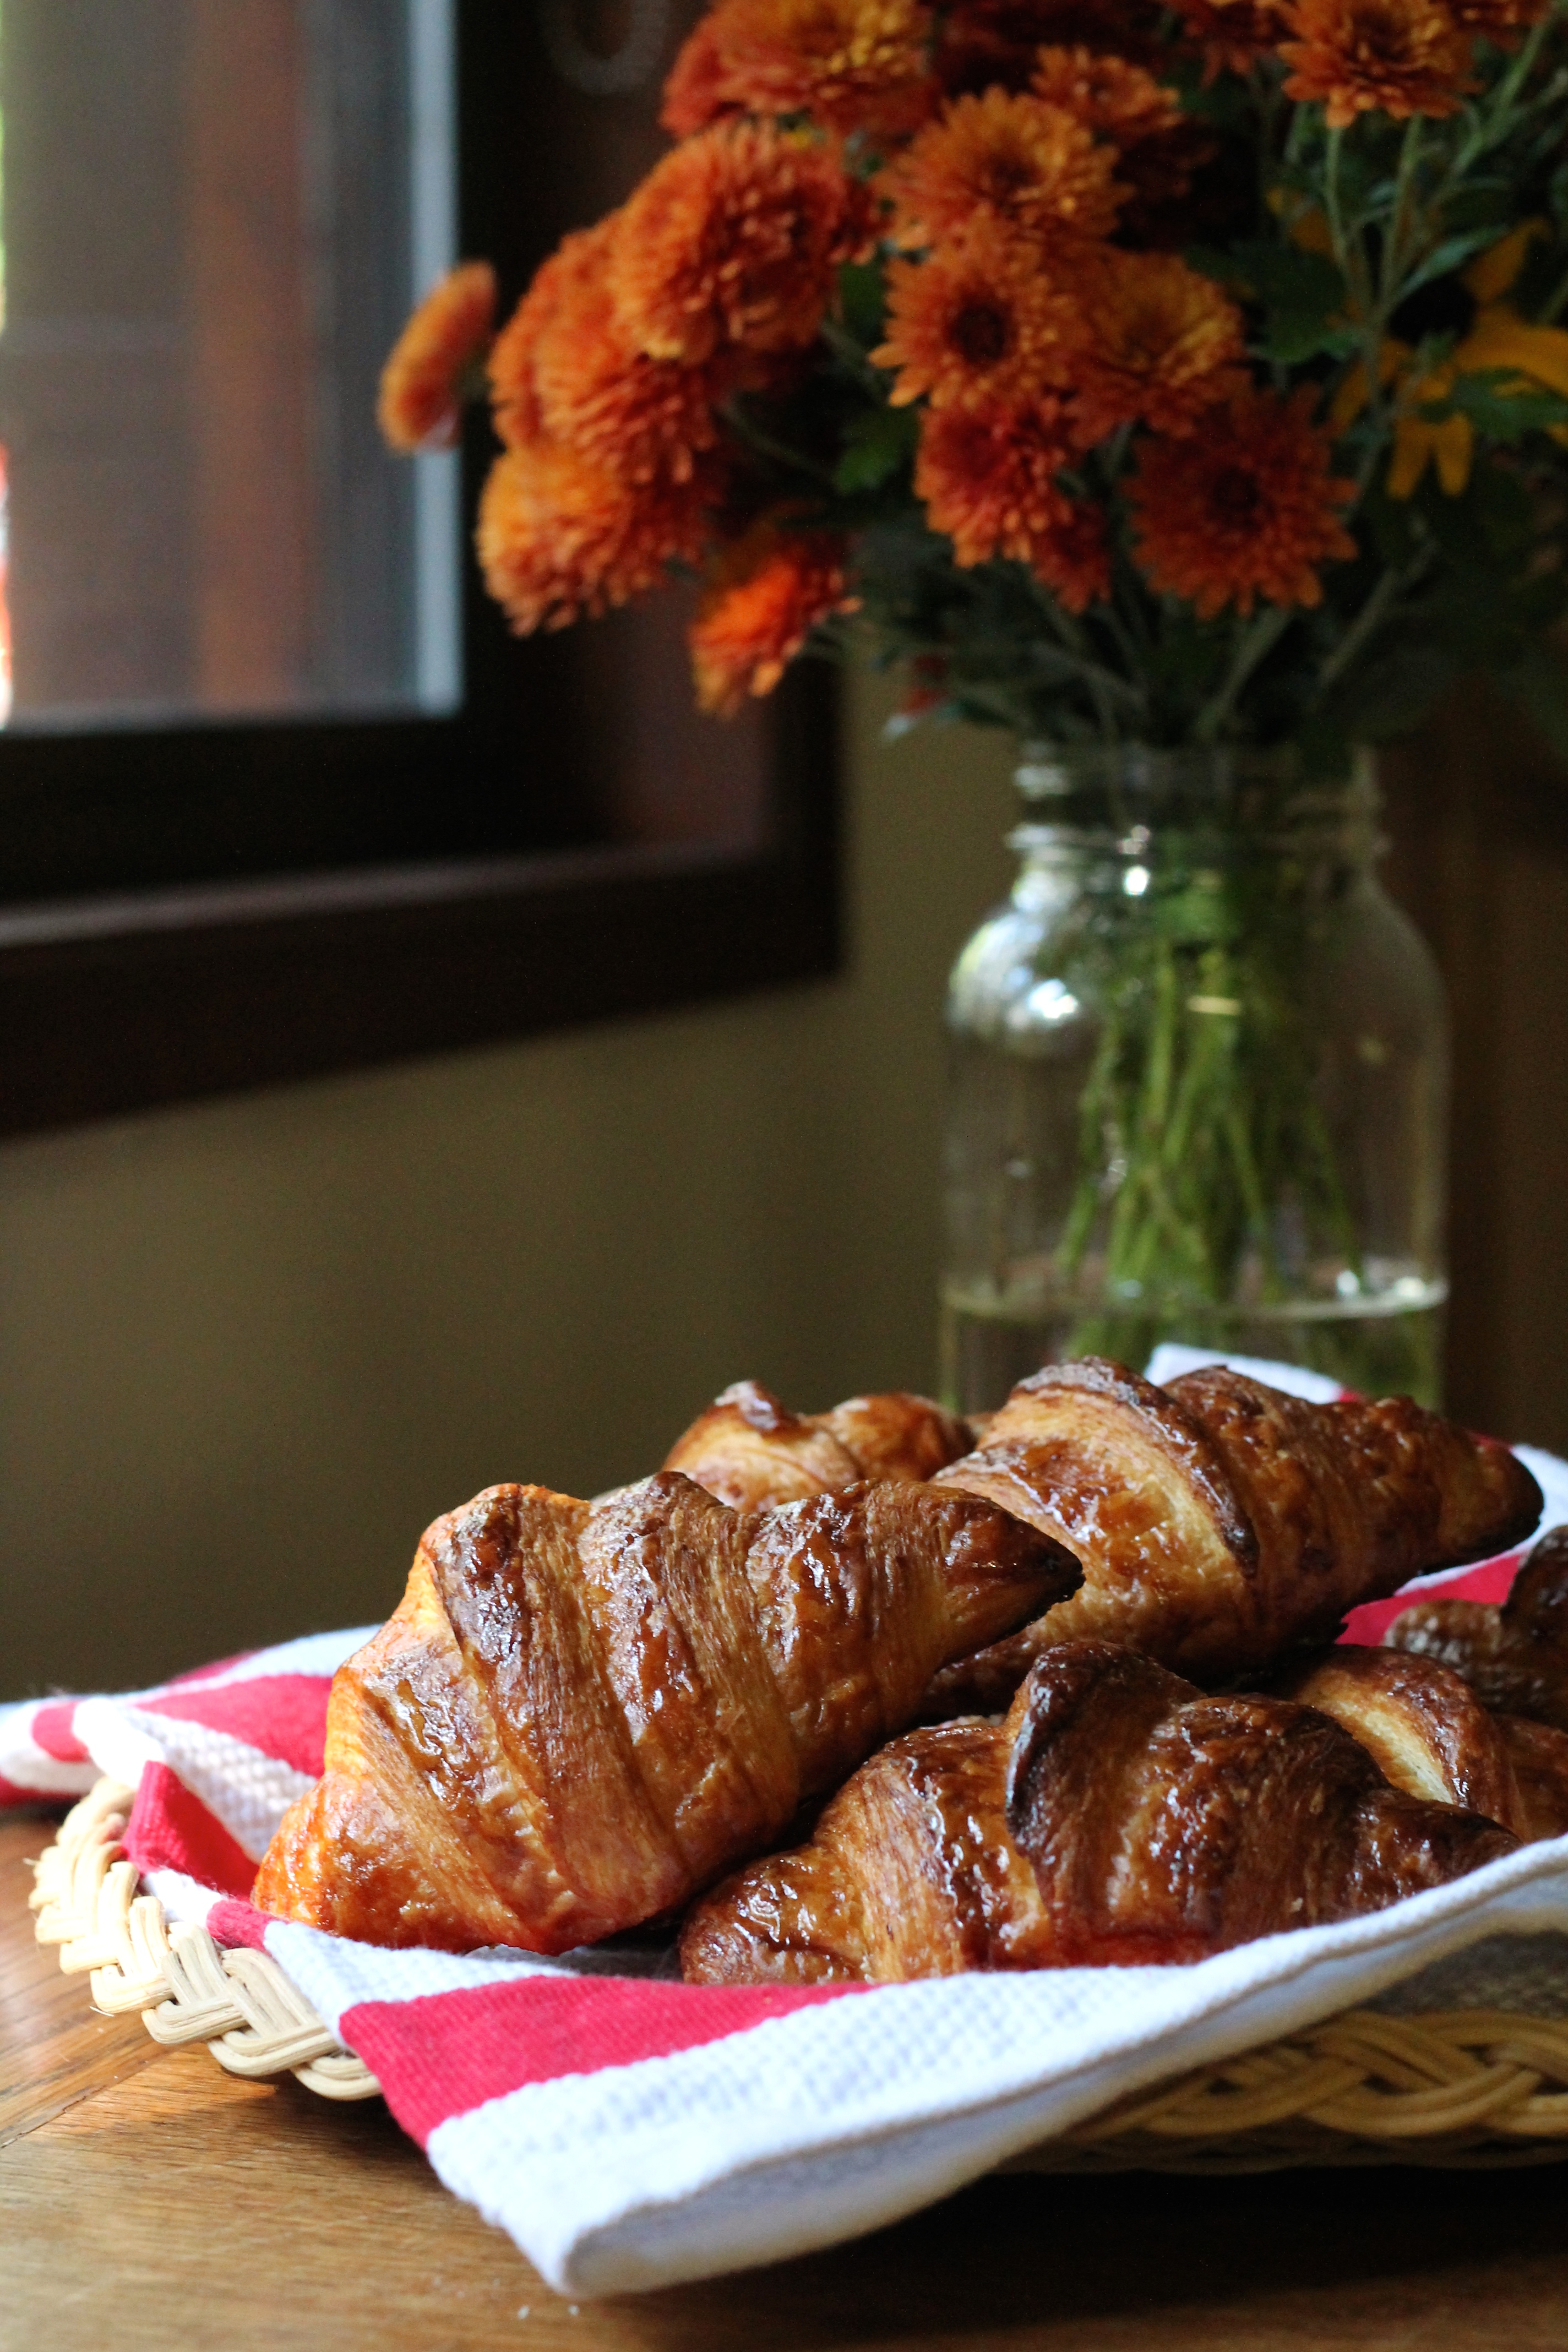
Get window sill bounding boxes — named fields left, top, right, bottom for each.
left=0, top=676, right=839, bottom=1139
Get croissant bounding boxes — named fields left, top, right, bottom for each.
left=662, top=1379, right=972, bottom=1512
left=252, top=1470, right=1077, bottom=1953
left=679, top=1640, right=1518, bottom=1985
left=923, top=1358, right=1542, bottom=1711
left=1278, top=1643, right=1568, bottom=1843
left=1385, top=1526, right=1568, bottom=1730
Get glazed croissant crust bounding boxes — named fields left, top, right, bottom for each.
left=1385, top=1526, right=1568, bottom=1730
left=923, top=1358, right=1542, bottom=1709
left=679, top=1639, right=1518, bottom=1985
left=1278, top=1642, right=1568, bottom=1844
left=662, top=1379, right=972, bottom=1513
left=252, top=1470, right=1076, bottom=1953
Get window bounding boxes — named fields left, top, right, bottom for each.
left=0, top=0, right=461, bottom=728
left=0, top=0, right=837, bottom=1133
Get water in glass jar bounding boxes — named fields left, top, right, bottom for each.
left=939, top=1272, right=1448, bottom=1413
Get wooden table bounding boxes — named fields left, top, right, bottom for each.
left=6, top=1811, right=1568, bottom=2352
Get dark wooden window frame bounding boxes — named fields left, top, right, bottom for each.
left=0, top=5, right=840, bottom=1141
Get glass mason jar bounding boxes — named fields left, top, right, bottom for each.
left=940, top=744, right=1450, bottom=1413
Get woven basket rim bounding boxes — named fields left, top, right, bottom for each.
left=25, top=1776, right=1568, bottom=2163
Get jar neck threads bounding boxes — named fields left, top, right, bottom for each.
left=1010, top=744, right=1382, bottom=876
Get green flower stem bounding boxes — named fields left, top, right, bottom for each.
left=721, top=402, right=835, bottom=484
left=1034, top=595, right=1144, bottom=734
left=1223, top=1097, right=1273, bottom=1267
left=1381, top=118, right=1424, bottom=306
left=1438, top=9, right=1562, bottom=199
left=816, top=318, right=886, bottom=392
left=1098, top=600, right=1147, bottom=680
left=1322, top=124, right=1374, bottom=323
left=1195, top=605, right=1297, bottom=743
left=1058, top=843, right=1364, bottom=1361
left=1284, top=99, right=1311, bottom=168
left=1311, top=549, right=1432, bottom=700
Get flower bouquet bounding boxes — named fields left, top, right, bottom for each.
left=380, top=0, right=1568, bottom=1402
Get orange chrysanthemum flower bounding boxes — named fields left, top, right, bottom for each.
left=916, top=396, right=1075, bottom=563
left=1028, top=494, right=1114, bottom=613
left=1447, top=0, right=1549, bottom=38
left=488, top=230, right=602, bottom=451
left=934, top=0, right=1166, bottom=96
left=1280, top=0, right=1473, bottom=127
left=1128, top=385, right=1357, bottom=619
left=690, top=524, right=858, bottom=715
left=1029, top=45, right=1179, bottom=141
left=378, top=262, right=497, bottom=453
left=873, top=219, right=1081, bottom=409
left=682, top=0, right=937, bottom=138
left=610, top=121, right=874, bottom=368
left=1028, top=48, right=1215, bottom=244
left=915, top=398, right=1109, bottom=607
left=476, top=444, right=716, bottom=636
left=1071, top=249, right=1246, bottom=442
left=492, top=216, right=727, bottom=487
left=661, top=17, right=740, bottom=136
left=883, top=87, right=1123, bottom=251
left=1169, top=0, right=1288, bottom=76
left=538, top=310, right=729, bottom=489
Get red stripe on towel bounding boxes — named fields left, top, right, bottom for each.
left=1340, top=1549, right=1524, bottom=1648
left=122, top=1761, right=258, bottom=1898
left=341, top=1973, right=862, bottom=2144
left=207, top=1896, right=277, bottom=1950
left=140, top=1675, right=331, bottom=1777
left=30, top=1703, right=89, bottom=1763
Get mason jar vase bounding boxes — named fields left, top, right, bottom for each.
left=940, top=745, right=1450, bottom=1413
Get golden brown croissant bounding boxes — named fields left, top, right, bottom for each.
left=252, top=1471, right=1077, bottom=1954
left=679, top=1640, right=1518, bottom=1985
left=1277, top=1643, right=1568, bottom=1843
left=1494, top=1717, right=1568, bottom=1843
left=923, top=1359, right=1542, bottom=1711
left=1385, top=1526, right=1568, bottom=1730
left=662, top=1379, right=972, bottom=1512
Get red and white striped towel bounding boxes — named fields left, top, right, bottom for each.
left=7, top=1355, right=1568, bottom=2296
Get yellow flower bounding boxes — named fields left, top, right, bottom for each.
left=1333, top=224, right=1568, bottom=497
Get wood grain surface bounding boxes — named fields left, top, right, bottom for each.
left=6, top=1813, right=1568, bottom=2351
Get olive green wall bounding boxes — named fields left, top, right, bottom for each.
left=0, top=677, right=1017, bottom=1698
left=2, top=682, right=1565, bottom=1703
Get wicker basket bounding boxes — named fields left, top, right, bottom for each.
left=29, top=1777, right=1568, bottom=2164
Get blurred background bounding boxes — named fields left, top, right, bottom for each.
left=0, top=0, right=1562, bottom=1699
left=2, top=684, right=1565, bottom=1700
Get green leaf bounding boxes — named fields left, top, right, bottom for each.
left=1190, top=238, right=1352, bottom=364
left=1184, top=243, right=1254, bottom=290
left=836, top=260, right=886, bottom=349
left=1438, top=180, right=1517, bottom=235
left=1262, top=315, right=1360, bottom=364
left=1192, top=239, right=1344, bottom=309
left=832, top=403, right=919, bottom=494
left=1244, top=241, right=1347, bottom=308
left=1396, top=226, right=1513, bottom=298
left=1437, top=369, right=1568, bottom=437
